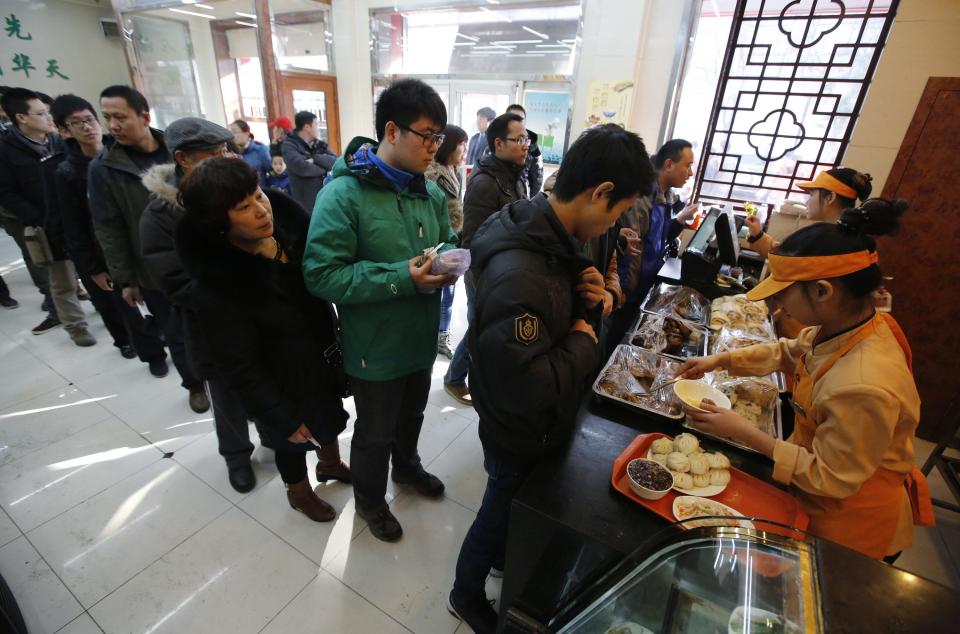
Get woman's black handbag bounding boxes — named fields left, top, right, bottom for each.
left=323, top=304, right=352, bottom=398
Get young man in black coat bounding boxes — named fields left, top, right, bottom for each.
left=447, top=125, right=656, bottom=633
left=505, top=104, right=544, bottom=196
left=49, top=94, right=141, bottom=358
left=0, top=87, right=86, bottom=337
left=443, top=113, right=530, bottom=406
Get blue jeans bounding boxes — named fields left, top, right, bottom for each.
left=453, top=448, right=532, bottom=604
left=444, top=281, right=476, bottom=387
left=440, top=284, right=455, bottom=332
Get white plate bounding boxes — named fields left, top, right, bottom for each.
left=672, top=495, right=755, bottom=530
left=646, top=448, right=727, bottom=497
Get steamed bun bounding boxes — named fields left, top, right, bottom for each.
left=689, top=453, right=710, bottom=475
left=651, top=438, right=674, bottom=455
left=709, top=469, right=731, bottom=486
left=673, top=472, right=694, bottom=489
left=666, top=452, right=691, bottom=473
left=673, top=433, right=700, bottom=455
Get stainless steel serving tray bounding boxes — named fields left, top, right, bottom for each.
left=682, top=377, right=785, bottom=454
left=593, top=345, right=685, bottom=421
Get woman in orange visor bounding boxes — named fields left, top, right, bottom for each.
left=678, top=199, right=935, bottom=561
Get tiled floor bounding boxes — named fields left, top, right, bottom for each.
left=0, top=238, right=958, bottom=634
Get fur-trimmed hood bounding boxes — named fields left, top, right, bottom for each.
left=175, top=188, right=309, bottom=299
left=142, top=162, right=179, bottom=207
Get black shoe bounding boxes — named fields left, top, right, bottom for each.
left=228, top=464, right=256, bottom=493
left=119, top=344, right=137, bottom=359
left=447, top=590, right=497, bottom=634
left=357, top=505, right=403, bottom=542
left=391, top=468, right=445, bottom=498
left=188, top=387, right=210, bottom=413
left=0, top=296, right=17, bottom=309
left=148, top=358, right=169, bottom=377
left=31, top=317, right=61, bottom=335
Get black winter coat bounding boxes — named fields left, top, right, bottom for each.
left=280, top=132, right=336, bottom=213
left=175, top=193, right=348, bottom=447
left=461, top=154, right=527, bottom=250
left=0, top=128, right=63, bottom=228
left=524, top=129, right=544, bottom=196
left=53, top=137, right=111, bottom=277
left=468, top=193, right=600, bottom=465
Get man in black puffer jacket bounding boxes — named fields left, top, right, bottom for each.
left=447, top=125, right=656, bottom=634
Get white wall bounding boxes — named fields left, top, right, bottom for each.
left=182, top=14, right=227, bottom=125
left=570, top=0, right=646, bottom=139
left=0, top=0, right=129, bottom=107
left=331, top=0, right=377, bottom=144
left=844, top=0, right=960, bottom=195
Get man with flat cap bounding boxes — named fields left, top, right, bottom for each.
left=139, top=117, right=277, bottom=493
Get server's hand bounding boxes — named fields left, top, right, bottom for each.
left=745, top=215, right=763, bottom=237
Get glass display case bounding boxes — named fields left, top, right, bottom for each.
left=540, top=522, right=822, bottom=634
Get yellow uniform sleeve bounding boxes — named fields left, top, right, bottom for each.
left=726, top=327, right=817, bottom=377
left=772, top=384, right=900, bottom=497
left=753, top=232, right=779, bottom=258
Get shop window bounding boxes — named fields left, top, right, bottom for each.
left=370, top=1, right=581, bottom=77
left=672, top=0, right=899, bottom=207
left=269, top=0, right=334, bottom=73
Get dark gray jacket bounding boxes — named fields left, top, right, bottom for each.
left=461, top=154, right=527, bottom=250
left=280, top=131, right=336, bottom=213
left=87, top=129, right=169, bottom=289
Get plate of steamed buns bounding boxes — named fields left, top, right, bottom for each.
left=646, top=432, right=731, bottom=497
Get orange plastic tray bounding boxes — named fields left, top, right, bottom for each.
left=611, top=432, right=809, bottom=533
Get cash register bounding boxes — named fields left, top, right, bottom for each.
left=657, top=205, right=753, bottom=298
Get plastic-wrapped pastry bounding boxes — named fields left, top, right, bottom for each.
left=709, top=469, right=732, bottom=486
left=650, top=453, right=668, bottom=467
left=689, top=453, right=710, bottom=475
left=651, top=438, right=674, bottom=455
left=706, top=451, right=731, bottom=470
left=692, top=472, right=711, bottom=489
left=673, top=433, right=700, bottom=455
left=666, top=452, right=691, bottom=472
left=673, top=472, right=694, bottom=489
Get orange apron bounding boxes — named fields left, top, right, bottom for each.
left=789, top=313, right=935, bottom=559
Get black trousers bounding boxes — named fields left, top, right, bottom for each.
left=80, top=276, right=130, bottom=348
left=275, top=450, right=308, bottom=484
left=207, top=378, right=265, bottom=468
left=349, top=368, right=431, bottom=512
left=0, top=274, right=8, bottom=300
left=141, top=289, right=201, bottom=390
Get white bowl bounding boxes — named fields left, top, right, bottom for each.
left=626, top=458, right=674, bottom=500
left=673, top=380, right=732, bottom=411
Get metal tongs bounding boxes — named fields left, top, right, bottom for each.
left=647, top=376, right=682, bottom=394
left=416, top=242, right=445, bottom=267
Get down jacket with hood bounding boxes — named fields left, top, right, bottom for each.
left=174, top=184, right=347, bottom=445
left=468, top=193, right=600, bottom=466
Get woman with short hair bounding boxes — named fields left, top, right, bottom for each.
left=176, top=156, right=350, bottom=522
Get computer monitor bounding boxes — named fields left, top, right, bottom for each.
left=686, top=207, right=721, bottom=254
left=714, top=207, right=740, bottom=266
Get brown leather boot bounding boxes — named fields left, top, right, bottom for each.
left=315, top=443, right=351, bottom=484
left=285, top=479, right=335, bottom=522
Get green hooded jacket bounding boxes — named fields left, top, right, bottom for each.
left=302, top=137, right=458, bottom=381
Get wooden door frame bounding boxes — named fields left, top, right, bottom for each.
left=278, top=71, right=341, bottom=154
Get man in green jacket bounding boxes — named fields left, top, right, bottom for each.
left=303, top=79, right=458, bottom=542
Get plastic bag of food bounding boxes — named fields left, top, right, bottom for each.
left=708, top=374, right=779, bottom=434
left=596, top=346, right=682, bottom=416
left=710, top=294, right=768, bottom=330
left=630, top=314, right=704, bottom=358
left=645, top=284, right=709, bottom=324
left=712, top=324, right=775, bottom=354
left=430, top=248, right=471, bottom=276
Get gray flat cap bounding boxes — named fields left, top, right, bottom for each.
left=165, top=117, right=233, bottom=152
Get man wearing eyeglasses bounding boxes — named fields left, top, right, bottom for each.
left=303, top=79, right=460, bottom=543
left=0, top=87, right=80, bottom=337
left=443, top=112, right=529, bottom=407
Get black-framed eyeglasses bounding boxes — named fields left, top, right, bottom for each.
left=504, top=135, right=531, bottom=147
left=396, top=123, right=444, bottom=147
left=66, top=116, right=98, bottom=130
